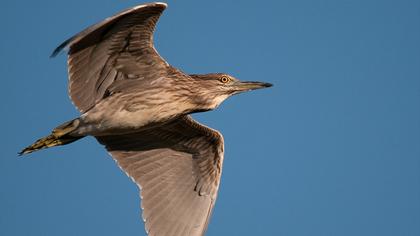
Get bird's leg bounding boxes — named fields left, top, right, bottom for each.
left=19, top=119, right=84, bottom=155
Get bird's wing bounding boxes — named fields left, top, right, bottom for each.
left=52, top=2, right=170, bottom=113
left=96, top=115, right=224, bottom=236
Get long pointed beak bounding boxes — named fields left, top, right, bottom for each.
left=232, top=81, right=273, bottom=93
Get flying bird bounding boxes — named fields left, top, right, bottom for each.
left=20, top=2, right=272, bottom=236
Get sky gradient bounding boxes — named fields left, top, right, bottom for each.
left=1, top=0, right=419, bottom=235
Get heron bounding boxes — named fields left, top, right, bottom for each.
left=20, top=2, right=272, bottom=236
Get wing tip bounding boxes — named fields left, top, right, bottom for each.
left=49, top=2, right=168, bottom=58
left=50, top=39, right=70, bottom=58
left=51, top=32, right=79, bottom=58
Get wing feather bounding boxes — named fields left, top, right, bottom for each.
left=53, top=3, right=169, bottom=112
left=97, top=116, right=224, bottom=236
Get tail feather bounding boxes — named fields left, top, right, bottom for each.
left=19, top=119, right=84, bottom=155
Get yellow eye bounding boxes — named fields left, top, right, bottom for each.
left=220, top=76, right=230, bottom=83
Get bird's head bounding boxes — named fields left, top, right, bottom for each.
left=189, top=73, right=272, bottom=110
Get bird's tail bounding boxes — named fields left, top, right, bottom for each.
left=19, top=118, right=84, bottom=155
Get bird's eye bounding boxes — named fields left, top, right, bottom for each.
left=220, top=76, right=230, bottom=83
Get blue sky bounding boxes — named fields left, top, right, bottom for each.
left=1, top=0, right=419, bottom=235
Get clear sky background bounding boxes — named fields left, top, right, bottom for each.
left=1, top=0, right=419, bottom=235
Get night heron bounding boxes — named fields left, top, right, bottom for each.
left=20, top=2, right=272, bottom=236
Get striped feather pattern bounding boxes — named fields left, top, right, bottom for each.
left=53, top=3, right=170, bottom=113
left=97, top=116, right=224, bottom=236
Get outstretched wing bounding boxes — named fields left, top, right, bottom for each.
left=96, top=116, right=224, bottom=236
left=52, top=2, right=170, bottom=113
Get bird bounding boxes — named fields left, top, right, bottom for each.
left=20, top=2, right=272, bottom=236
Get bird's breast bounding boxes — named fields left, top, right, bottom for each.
left=80, top=93, right=196, bottom=135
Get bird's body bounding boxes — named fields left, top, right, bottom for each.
left=77, top=69, right=197, bottom=136
left=20, top=2, right=271, bottom=236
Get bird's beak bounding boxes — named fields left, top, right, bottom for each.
left=231, top=81, right=273, bottom=93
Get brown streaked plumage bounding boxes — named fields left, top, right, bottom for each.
left=20, top=2, right=272, bottom=236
